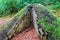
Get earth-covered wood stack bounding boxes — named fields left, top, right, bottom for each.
left=0, top=4, right=60, bottom=40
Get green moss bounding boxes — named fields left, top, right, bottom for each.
left=33, top=4, right=60, bottom=39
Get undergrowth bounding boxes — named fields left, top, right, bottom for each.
left=0, top=0, right=60, bottom=17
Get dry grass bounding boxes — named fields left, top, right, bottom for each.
left=54, top=9, right=60, bottom=17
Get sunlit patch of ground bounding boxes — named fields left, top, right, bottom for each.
left=0, top=14, right=15, bottom=27
left=54, top=9, right=60, bottom=17
left=0, top=18, right=11, bottom=26
left=47, top=5, right=60, bottom=17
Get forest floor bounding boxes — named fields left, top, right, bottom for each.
left=0, top=18, right=11, bottom=27
left=0, top=14, right=15, bottom=27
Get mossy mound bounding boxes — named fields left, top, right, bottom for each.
left=32, top=4, right=60, bottom=40
left=0, top=4, right=60, bottom=40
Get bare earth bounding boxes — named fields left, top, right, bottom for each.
left=0, top=18, right=11, bottom=27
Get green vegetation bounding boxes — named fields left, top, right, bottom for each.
left=47, top=1, right=60, bottom=10
left=0, top=0, right=60, bottom=39
left=35, top=4, right=60, bottom=39
left=0, top=0, right=60, bottom=16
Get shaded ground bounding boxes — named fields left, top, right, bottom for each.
left=11, top=27, right=40, bottom=40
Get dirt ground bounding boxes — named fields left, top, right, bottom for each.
left=0, top=14, right=15, bottom=27
left=0, top=18, right=11, bottom=27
